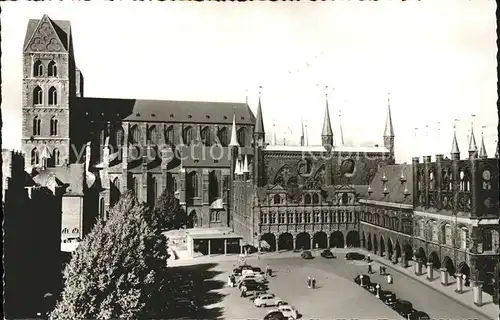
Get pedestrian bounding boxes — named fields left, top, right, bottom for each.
left=383, top=266, right=387, bottom=275
left=387, top=273, right=393, bottom=284
left=227, top=275, right=232, bottom=287
left=240, top=285, right=247, bottom=297
left=368, top=264, right=372, bottom=274
left=379, top=265, right=382, bottom=275
left=265, top=264, right=270, bottom=277
left=367, top=254, right=371, bottom=262
left=312, top=277, right=316, bottom=289
left=307, top=277, right=311, bottom=289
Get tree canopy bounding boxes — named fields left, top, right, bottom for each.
left=50, top=191, right=170, bottom=319
left=150, top=189, right=186, bottom=231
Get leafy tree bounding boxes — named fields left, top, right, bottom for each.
left=50, top=191, right=169, bottom=319
left=151, top=189, right=186, bottom=231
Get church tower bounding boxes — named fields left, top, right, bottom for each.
left=21, top=15, right=82, bottom=169
left=321, top=93, right=334, bottom=150
left=253, top=92, right=266, bottom=186
left=383, top=93, right=395, bottom=164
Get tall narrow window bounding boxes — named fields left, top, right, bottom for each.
left=48, top=61, right=57, bottom=77
left=183, top=126, right=193, bottom=146
left=33, top=86, right=43, bottom=105
left=115, top=126, right=124, bottom=147
left=237, top=127, right=246, bottom=146
left=201, top=126, right=212, bottom=146
left=48, top=86, right=57, bottom=105
left=33, top=116, right=41, bottom=136
left=99, top=198, right=105, bottom=219
left=52, top=148, right=60, bottom=166
left=444, top=224, right=452, bottom=245
left=50, top=117, right=58, bottom=136
left=130, top=125, right=141, bottom=144
left=34, top=60, right=43, bottom=77
left=148, top=125, right=158, bottom=145
left=187, top=171, right=199, bottom=198
left=31, top=148, right=40, bottom=166
left=217, top=127, right=228, bottom=146
left=482, top=230, right=493, bottom=251
left=165, top=126, right=174, bottom=145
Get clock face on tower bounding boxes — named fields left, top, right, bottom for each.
left=482, top=170, right=491, bottom=181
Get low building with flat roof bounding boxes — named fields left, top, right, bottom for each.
left=185, top=227, right=243, bottom=258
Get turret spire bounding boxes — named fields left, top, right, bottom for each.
left=228, top=111, right=239, bottom=147
left=300, top=119, right=305, bottom=146
left=384, top=93, right=395, bottom=137
left=321, top=87, right=334, bottom=149
left=450, top=123, right=460, bottom=157
left=339, top=110, right=345, bottom=146
left=479, top=132, right=488, bottom=159
left=254, top=88, right=265, bottom=135
left=468, top=125, right=478, bottom=152
left=271, top=120, right=277, bottom=145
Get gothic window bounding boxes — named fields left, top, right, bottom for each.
left=444, top=224, right=452, bottom=245
left=340, top=211, right=346, bottom=222
left=374, top=213, right=380, bottom=225
left=131, top=177, right=138, bottom=195
left=217, top=127, right=228, bottom=146
left=482, top=170, right=492, bottom=190
left=148, top=176, right=158, bottom=206
left=459, top=169, right=470, bottom=192
left=279, top=213, right=285, bottom=224
left=187, top=171, right=199, bottom=198
left=33, top=86, right=43, bottom=105
left=62, top=228, right=69, bottom=234
left=392, top=217, right=399, bottom=231
left=442, top=169, right=450, bottom=191
left=384, top=215, right=390, bottom=227
left=418, top=219, right=425, bottom=238
left=34, top=60, right=43, bottom=76
left=50, top=117, right=58, bottom=136
left=347, top=212, right=353, bottom=222
left=299, top=158, right=313, bottom=175
left=32, top=116, right=41, bottom=136
left=148, top=125, right=158, bottom=145
left=305, top=212, right=312, bottom=223
left=237, top=127, right=246, bottom=146
left=201, top=126, right=212, bottom=146
left=52, top=148, right=60, bottom=166
left=99, top=198, right=105, bottom=219
left=429, top=221, right=438, bottom=242
left=165, top=126, right=174, bottom=145
left=129, top=125, right=140, bottom=144
left=341, top=193, right=349, bottom=205
left=312, top=193, right=320, bottom=204
left=72, top=228, right=79, bottom=234
left=210, top=211, right=221, bottom=222
left=287, top=212, right=294, bottom=224
left=459, top=227, right=468, bottom=249
left=429, top=170, right=435, bottom=191
left=269, top=212, right=276, bottom=224
left=31, top=148, right=40, bottom=166
left=331, top=211, right=338, bottom=223
left=304, top=194, right=311, bottom=205
left=322, top=211, right=328, bottom=223
left=481, top=229, right=494, bottom=252
left=448, top=169, right=453, bottom=190
left=417, top=169, right=424, bottom=191
left=183, top=126, right=194, bottom=146
left=313, top=212, right=320, bottom=223
left=48, top=86, right=57, bottom=105
left=111, top=177, right=121, bottom=206
left=115, top=126, right=124, bottom=147
left=261, top=213, right=268, bottom=224
left=48, top=61, right=57, bottom=77
left=273, top=194, right=281, bottom=205
left=402, top=219, right=412, bottom=234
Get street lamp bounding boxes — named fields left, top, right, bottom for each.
left=376, top=284, right=381, bottom=298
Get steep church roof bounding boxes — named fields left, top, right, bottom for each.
left=76, top=98, right=255, bottom=125
left=24, top=14, right=71, bottom=52
left=364, top=163, right=413, bottom=205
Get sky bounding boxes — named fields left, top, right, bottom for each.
left=1, top=1, right=498, bottom=163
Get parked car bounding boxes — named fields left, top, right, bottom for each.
left=354, top=274, right=371, bottom=286
left=393, top=300, right=413, bottom=318
left=345, top=252, right=365, bottom=260
left=277, top=305, right=298, bottom=319
left=250, top=291, right=269, bottom=301
left=233, top=264, right=253, bottom=276
left=239, top=279, right=267, bottom=291
left=264, top=310, right=288, bottom=320
left=238, top=273, right=268, bottom=285
left=379, top=290, right=397, bottom=308
left=320, top=249, right=335, bottom=259
left=252, top=267, right=262, bottom=273
left=410, top=311, right=430, bottom=320
left=367, top=282, right=380, bottom=294
left=254, top=294, right=285, bottom=307
left=301, top=250, right=313, bottom=259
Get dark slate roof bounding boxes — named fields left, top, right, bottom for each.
left=24, top=15, right=71, bottom=51
left=31, top=164, right=85, bottom=195
left=76, top=97, right=256, bottom=125
left=365, top=163, right=413, bottom=204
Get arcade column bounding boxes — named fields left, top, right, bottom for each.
left=473, top=281, right=483, bottom=306
left=414, top=259, right=423, bottom=275
left=440, top=268, right=449, bottom=286
left=426, top=262, right=434, bottom=280
left=455, top=273, right=464, bottom=294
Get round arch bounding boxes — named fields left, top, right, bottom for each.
left=278, top=233, right=294, bottom=251
left=379, top=236, right=386, bottom=257
left=346, top=231, right=360, bottom=248
left=416, top=247, right=427, bottom=264
left=442, top=256, right=456, bottom=276
left=330, top=231, right=344, bottom=248
left=429, top=251, right=441, bottom=269
left=313, top=232, right=328, bottom=249
left=261, top=233, right=276, bottom=252
left=296, top=232, right=311, bottom=250
left=187, top=210, right=199, bottom=228
left=458, top=262, right=471, bottom=286
left=366, top=233, right=373, bottom=251
left=403, top=243, right=413, bottom=261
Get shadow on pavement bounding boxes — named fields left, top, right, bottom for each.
left=155, top=263, right=226, bottom=319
